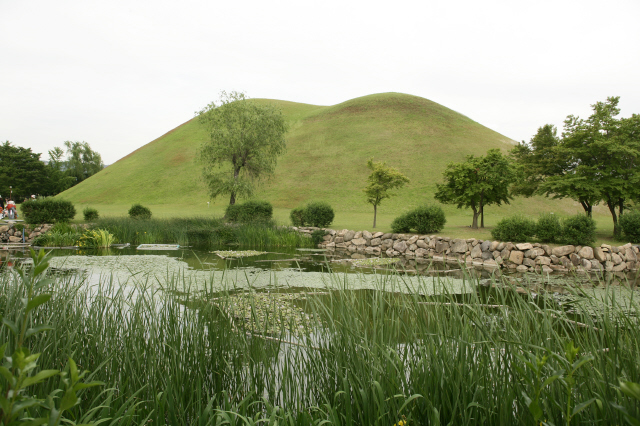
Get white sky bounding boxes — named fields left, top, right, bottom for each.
left=2, top=0, right=639, bottom=164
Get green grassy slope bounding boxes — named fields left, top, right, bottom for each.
left=59, top=92, right=607, bottom=236
left=61, top=93, right=518, bottom=207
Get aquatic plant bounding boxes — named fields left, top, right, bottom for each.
left=91, top=217, right=314, bottom=249
left=1, top=261, right=639, bottom=424
left=212, top=250, right=267, bottom=258
left=78, top=228, right=116, bottom=248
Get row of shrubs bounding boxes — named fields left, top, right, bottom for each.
left=491, top=213, right=598, bottom=246
left=18, top=198, right=640, bottom=245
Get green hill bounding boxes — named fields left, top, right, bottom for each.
left=59, top=92, right=598, bottom=235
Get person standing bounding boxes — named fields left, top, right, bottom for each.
left=6, top=199, right=16, bottom=219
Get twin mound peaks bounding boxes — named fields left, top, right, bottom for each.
left=60, top=92, right=516, bottom=209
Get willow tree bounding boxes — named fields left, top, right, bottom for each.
left=197, top=92, right=288, bottom=205
left=363, top=158, right=409, bottom=228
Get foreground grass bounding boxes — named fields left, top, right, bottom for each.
left=1, top=257, right=640, bottom=424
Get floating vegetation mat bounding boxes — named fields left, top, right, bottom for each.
left=351, top=257, right=399, bottom=268
left=212, top=250, right=267, bottom=258
left=47, top=255, right=475, bottom=295
left=137, top=244, right=180, bottom=250
left=214, top=292, right=319, bottom=336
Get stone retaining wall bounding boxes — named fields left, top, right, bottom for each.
left=294, top=227, right=640, bottom=274
left=0, top=223, right=52, bottom=244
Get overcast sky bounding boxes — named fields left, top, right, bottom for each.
left=2, top=0, right=639, bottom=164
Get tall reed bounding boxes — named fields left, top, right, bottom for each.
left=91, top=217, right=314, bottom=249
left=1, top=265, right=639, bottom=424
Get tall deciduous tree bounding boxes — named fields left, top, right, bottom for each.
left=46, top=147, right=75, bottom=195
left=0, top=141, right=48, bottom=199
left=363, top=158, right=409, bottom=228
left=512, top=97, right=640, bottom=236
left=435, top=149, right=515, bottom=229
left=197, top=91, right=288, bottom=205
left=63, top=141, right=104, bottom=183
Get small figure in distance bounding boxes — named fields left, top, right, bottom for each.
left=6, top=199, right=16, bottom=219
left=0, top=196, right=4, bottom=219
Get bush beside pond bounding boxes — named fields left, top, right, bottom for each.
left=20, top=198, right=76, bottom=224
left=391, top=205, right=446, bottom=234
left=225, top=200, right=273, bottom=223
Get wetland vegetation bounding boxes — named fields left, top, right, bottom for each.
left=1, top=249, right=640, bottom=424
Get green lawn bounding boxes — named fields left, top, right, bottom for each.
left=70, top=200, right=624, bottom=247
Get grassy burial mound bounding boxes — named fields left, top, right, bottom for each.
left=58, top=92, right=517, bottom=211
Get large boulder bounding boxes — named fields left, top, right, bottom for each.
left=343, top=231, right=355, bottom=242
left=351, top=238, right=367, bottom=246
left=509, top=251, right=524, bottom=265
left=362, top=230, right=373, bottom=239
left=450, top=239, right=468, bottom=253
left=625, top=247, right=638, bottom=262
left=470, top=245, right=483, bottom=259
left=578, top=246, right=594, bottom=259
left=393, top=241, right=408, bottom=253
left=552, top=245, right=575, bottom=257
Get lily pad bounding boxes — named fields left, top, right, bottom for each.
left=212, top=250, right=267, bottom=258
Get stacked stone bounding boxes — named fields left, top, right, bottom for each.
left=0, top=223, right=52, bottom=244
left=312, top=228, right=640, bottom=274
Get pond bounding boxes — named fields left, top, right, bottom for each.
left=3, top=245, right=638, bottom=296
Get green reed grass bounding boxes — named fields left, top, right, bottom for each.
left=90, top=217, right=314, bottom=249
left=1, top=263, right=639, bottom=424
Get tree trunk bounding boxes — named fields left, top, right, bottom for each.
left=229, top=165, right=241, bottom=206
left=373, top=204, right=377, bottom=228
left=580, top=201, right=593, bottom=218
left=619, top=198, right=624, bottom=218
left=606, top=198, right=619, bottom=237
left=480, top=191, right=485, bottom=228
left=471, top=206, right=479, bottom=229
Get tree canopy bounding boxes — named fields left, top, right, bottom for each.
left=63, top=141, right=105, bottom=184
left=0, top=141, right=48, bottom=200
left=435, top=149, right=515, bottom=229
left=197, top=91, right=288, bottom=205
left=512, top=97, right=640, bottom=236
left=362, top=158, right=410, bottom=228
left=0, top=141, right=104, bottom=199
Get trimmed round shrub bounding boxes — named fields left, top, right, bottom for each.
left=620, top=210, right=640, bottom=243
left=411, top=205, right=446, bottom=234
left=20, top=198, right=76, bottom=224
left=83, top=207, right=100, bottom=221
left=491, top=215, right=536, bottom=242
left=536, top=213, right=562, bottom=243
left=391, top=205, right=446, bottom=234
left=561, top=214, right=596, bottom=246
left=225, top=200, right=273, bottom=223
left=128, top=204, right=152, bottom=220
left=302, top=202, right=335, bottom=227
left=390, top=211, right=413, bottom=233
left=290, top=207, right=306, bottom=227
